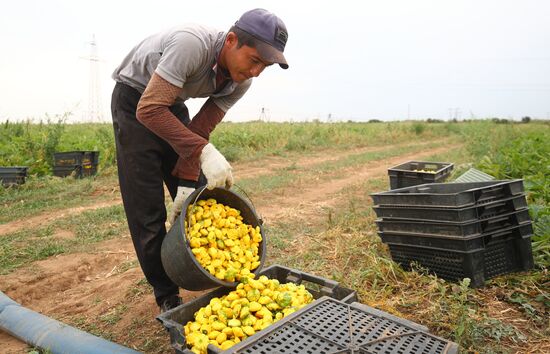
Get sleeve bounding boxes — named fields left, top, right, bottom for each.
left=155, top=31, right=205, bottom=88
left=136, top=73, right=208, bottom=181
left=212, top=79, right=252, bottom=112
left=188, top=98, right=225, bottom=140
left=171, top=98, right=225, bottom=181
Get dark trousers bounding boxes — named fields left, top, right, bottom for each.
left=110, top=82, right=189, bottom=305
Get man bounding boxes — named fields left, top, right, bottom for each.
left=110, top=8, right=288, bottom=312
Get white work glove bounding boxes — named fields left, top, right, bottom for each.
left=200, top=143, right=233, bottom=190
left=167, top=186, right=195, bottom=227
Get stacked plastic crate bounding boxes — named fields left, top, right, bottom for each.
left=371, top=180, right=534, bottom=287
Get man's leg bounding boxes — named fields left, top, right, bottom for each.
left=111, top=83, right=179, bottom=305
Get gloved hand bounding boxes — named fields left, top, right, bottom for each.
left=200, top=143, right=233, bottom=190
left=167, top=186, right=195, bottom=227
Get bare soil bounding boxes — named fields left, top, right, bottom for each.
left=1, top=142, right=546, bottom=353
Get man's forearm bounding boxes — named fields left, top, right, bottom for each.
left=188, top=98, right=226, bottom=140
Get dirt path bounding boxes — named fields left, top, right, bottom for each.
left=0, top=200, right=122, bottom=237
left=1, top=142, right=461, bottom=353
left=232, top=139, right=442, bottom=180
left=257, top=144, right=460, bottom=225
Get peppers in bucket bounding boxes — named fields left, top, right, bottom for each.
left=161, top=187, right=266, bottom=290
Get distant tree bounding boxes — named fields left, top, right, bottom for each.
left=521, top=116, right=531, bottom=123
left=492, top=118, right=510, bottom=124
left=368, top=119, right=382, bottom=123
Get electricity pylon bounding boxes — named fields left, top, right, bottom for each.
left=82, top=35, right=103, bottom=122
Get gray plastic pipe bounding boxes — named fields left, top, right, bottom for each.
left=0, top=291, right=141, bottom=354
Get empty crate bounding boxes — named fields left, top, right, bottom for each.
left=221, top=297, right=458, bottom=354
left=385, top=225, right=534, bottom=287
left=375, top=208, right=532, bottom=237
left=0, top=166, right=28, bottom=187
left=388, top=161, right=454, bottom=189
left=372, top=180, right=524, bottom=208
left=372, top=194, right=529, bottom=222
left=53, top=151, right=99, bottom=178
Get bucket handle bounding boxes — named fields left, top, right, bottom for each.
left=231, top=183, right=263, bottom=226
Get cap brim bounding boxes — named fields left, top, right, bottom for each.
left=254, top=39, right=289, bottom=69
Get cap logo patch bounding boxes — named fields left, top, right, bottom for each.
left=275, top=27, right=288, bottom=46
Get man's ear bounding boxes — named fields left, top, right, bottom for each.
left=225, top=31, right=238, bottom=47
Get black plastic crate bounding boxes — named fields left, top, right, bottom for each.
left=52, top=165, right=82, bottom=178
left=157, top=264, right=358, bottom=354
left=80, top=163, right=98, bottom=177
left=371, top=180, right=524, bottom=208
left=372, top=194, right=528, bottom=222
left=388, top=161, right=454, bottom=190
left=0, top=166, right=28, bottom=187
left=379, top=223, right=533, bottom=252
left=386, top=226, right=534, bottom=287
left=53, top=151, right=99, bottom=166
left=220, top=296, right=458, bottom=354
left=376, top=208, right=531, bottom=237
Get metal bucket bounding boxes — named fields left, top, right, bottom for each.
left=161, top=187, right=266, bottom=290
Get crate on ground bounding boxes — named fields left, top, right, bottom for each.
left=379, top=223, right=533, bottom=252
left=53, top=151, right=99, bottom=178
left=371, top=180, right=525, bottom=208
left=372, top=194, right=529, bottom=222
left=0, top=166, right=28, bottom=187
left=388, top=160, right=454, bottom=190
left=375, top=208, right=532, bottom=237
left=220, top=296, right=458, bottom=354
left=385, top=224, right=534, bottom=287
left=53, top=150, right=99, bottom=166
left=52, top=165, right=83, bottom=178
left=157, top=264, right=358, bottom=354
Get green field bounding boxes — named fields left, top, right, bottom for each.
left=0, top=119, right=549, bottom=353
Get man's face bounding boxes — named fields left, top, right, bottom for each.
left=223, top=33, right=273, bottom=83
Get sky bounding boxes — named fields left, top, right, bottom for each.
left=1, top=0, right=549, bottom=123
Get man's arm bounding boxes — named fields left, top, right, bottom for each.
left=188, top=98, right=226, bottom=140
left=170, top=98, right=226, bottom=183
left=136, top=72, right=208, bottom=180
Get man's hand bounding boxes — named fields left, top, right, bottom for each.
left=167, top=186, right=195, bottom=227
left=200, top=143, right=233, bottom=189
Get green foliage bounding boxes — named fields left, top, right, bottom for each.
left=449, top=278, right=476, bottom=347
left=0, top=116, right=67, bottom=175
left=211, top=121, right=465, bottom=162
left=2, top=118, right=470, bottom=176
left=411, top=122, right=425, bottom=135
left=0, top=117, right=116, bottom=176
left=473, top=129, right=550, bottom=268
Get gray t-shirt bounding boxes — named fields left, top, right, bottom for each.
left=112, top=24, right=251, bottom=112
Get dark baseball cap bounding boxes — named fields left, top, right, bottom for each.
left=234, top=8, right=289, bottom=69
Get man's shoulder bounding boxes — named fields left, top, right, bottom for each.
left=166, top=24, right=224, bottom=45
